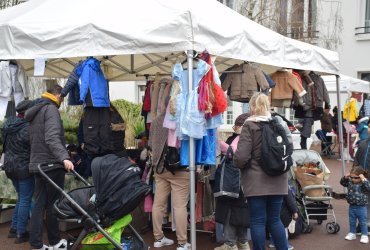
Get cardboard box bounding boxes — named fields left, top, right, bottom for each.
left=0, top=204, right=15, bottom=223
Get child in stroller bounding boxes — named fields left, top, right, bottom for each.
left=39, top=154, right=151, bottom=250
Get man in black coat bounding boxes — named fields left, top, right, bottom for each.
left=25, top=84, right=74, bottom=250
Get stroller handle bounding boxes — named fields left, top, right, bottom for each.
left=37, top=164, right=124, bottom=250
left=302, top=184, right=333, bottom=192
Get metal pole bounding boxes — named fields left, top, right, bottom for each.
left=187, top=50, right=196, bottom=250
left=335, top=75, right=346, bottom=192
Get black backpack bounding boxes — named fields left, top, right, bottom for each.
left=260, top=117, right=293, bottom=176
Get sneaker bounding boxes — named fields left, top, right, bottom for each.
left=360, top=235, right=369, bottom=244
left=268, top=242, right=275, bottom=248
left=154, top=236, right=174, bottom=248
left=7, top=228, right=16, bottom=238
left=288, top=243, right=294, bottom=250
left=345, top=233, right=356, bottom=241
left=32, top=245, right=51, bottom=250
left=237, top=241, right=250, bottom=250
left=214, top=243, right=238, bottom=250
left=51, top=239, right=68, bottom=249
left=177, top=243, right=191, bottom=250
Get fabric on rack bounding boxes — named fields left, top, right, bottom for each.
left=196, top=180, right=203, bottom=223
left=221, top=63, right=269, bottom=103
left=202, top=172, right=214, bottom=219
left=270, top=70, right=306, bottom=102
left=150, top=74, right=161, bottom=119
left=79, top=58, right=109, bottom=107
left=142, top=80, right=153, bottom=112
left=343, top=98, right=359, bottom=122
left=148, top=113, right=168, bottom=168
left=0, top=61, right=29, bottom=99
left=308, top=72, right=330, bottom=109
left=206, top=64, right=224, bottom=129
left=364, top=99, right=370, bottom=116
left=159, top=80, right=172, bottom=115
left=263, top=72, right=276, bottom=88
left=61, top=60, right=84, bottom=105
left=0, top=92, right=24, bottom=119
left=169, top=80, right=180, bottom=115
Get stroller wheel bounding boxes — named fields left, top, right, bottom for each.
left=317, top=219, right=323, bottom=225
left=326, top=222, right=337, bottom=234
left=334, top=223, right=340, bottom=233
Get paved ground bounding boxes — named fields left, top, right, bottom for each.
left=0, top=146, right=369, bottom=250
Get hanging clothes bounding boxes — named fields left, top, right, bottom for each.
left=79, top=57, right=110, bottom=108
left=363, top=99, right=370, bottom=116
left=61, top=61, right=84, bottom=105
left=343, top=98, right=359, bottom=122
left=221, top=63, right=269, bottom=103
left=270, top=70, right=306, bottom=108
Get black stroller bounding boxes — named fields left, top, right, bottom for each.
left=38, top=154, right=151, bottom=250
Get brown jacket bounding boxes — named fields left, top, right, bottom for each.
left=270, top=71, right=306, bottom=100
left=222, top=63, right=269, bottom=102
left=320, top=112, right=333, bottom=132
left=234, top=116, right=288, bottom=197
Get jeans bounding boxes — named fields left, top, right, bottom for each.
left=349, top=205, right=368, bottom=235
left=10, top=177, right=35, bottom=234
left=248, top=195, right=287, bottom=250
left=29, top=169, right=65, bottom=249
left=224, top=209, right=249, bottom=245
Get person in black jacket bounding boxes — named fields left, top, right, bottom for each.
left=25, top=84, right=74, bottom=250
left=2, top=100, right=34, bottom=244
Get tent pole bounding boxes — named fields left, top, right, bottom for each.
left=336, top=75, right=346, bottom=192
left=187, top=50, right=196, bottom=250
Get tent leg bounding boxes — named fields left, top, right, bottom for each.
left=336, top=75, right=346, bottom=192
left=187, top=50, right=196, bottom=250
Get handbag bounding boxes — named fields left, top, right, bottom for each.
left=213, top=147, right=240, bottom=199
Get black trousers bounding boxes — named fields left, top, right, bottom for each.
left=29, top=169, right=65, bottom=248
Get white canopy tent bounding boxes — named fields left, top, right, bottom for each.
left=0, top=0, right=342, bottom=249
left=323, top=74, right=370, bottom=93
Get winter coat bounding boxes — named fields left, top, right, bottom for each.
left=343, top=98, right=358, bottom=122
left=110, top=108, right=127, bottom=157
left=340, top=177, right=370, bottom=206
left=25, top=98, right=70, bottom=173
left=357, top=117, right=369, bottom=141
left=234, top=115, right=288, bottom=197
left=79, top=58, right=109, bottom=107
left=320, top=112, right=333, bottom=132
left=270, top=70, right=306, bottom=101
left=280, top=188, right=298, bottom=227
left=308, top=72, right=330, bottom=110
left=61, top=61, right=83, bottom=105
left=221, top=63, right=270, bottom=103
left=2, top=116, right=31, bottom=179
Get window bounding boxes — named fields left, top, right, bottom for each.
left=226, top=99, right=234, bottom=125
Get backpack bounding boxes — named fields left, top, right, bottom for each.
left=260, top=117, right=293, bottom=176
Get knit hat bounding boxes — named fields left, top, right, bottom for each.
left=234, top=113, right=251, bottom=126
left=16, top=100, right=33, bottom=114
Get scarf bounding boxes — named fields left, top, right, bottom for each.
left=41, top=92, right=60, bottom=107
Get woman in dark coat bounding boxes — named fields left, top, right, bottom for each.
left=2, top=100, right=34, bottom=244
left=234, top=92, right=290, bottom=250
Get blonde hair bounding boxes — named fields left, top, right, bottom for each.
left=249, top=92, right=270, bottom=116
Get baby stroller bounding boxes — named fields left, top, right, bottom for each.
left=38, top=154, right=151, bottom=250
left=290, top=149, right=340, bottom=234
left=315, top=129, right=336, bottom=157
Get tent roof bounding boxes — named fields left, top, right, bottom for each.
left=322, top=75, right=370, bottom=93
left=0, top=0, right=340, bottom=80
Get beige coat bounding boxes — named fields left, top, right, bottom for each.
left=221, top=63, right=269, bottom=102
left=234, top=115, right=288, bottom=197
left=270, top=71, right=306, bottom=100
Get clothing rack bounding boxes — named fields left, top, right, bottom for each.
left=136, top=73, right=171, bottom=80
left=219, top=70, right=243, bottom=74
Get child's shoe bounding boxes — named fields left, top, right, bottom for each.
left=360, top=235, right=369, bottom=244
left=344, top=233, right=356, bottom=241
left=287, top=243, right=294, bottom=250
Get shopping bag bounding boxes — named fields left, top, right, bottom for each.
left=294, top=167, right=324, bottom=197
left=213, top=147, right=240, bottom=199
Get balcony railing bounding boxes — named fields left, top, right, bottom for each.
left=355, top=26, right=370, bottom=35
left=285, top=30, right=319, bottom=40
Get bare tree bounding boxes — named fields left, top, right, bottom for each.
left=0, top=0, right=22, bottom=9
